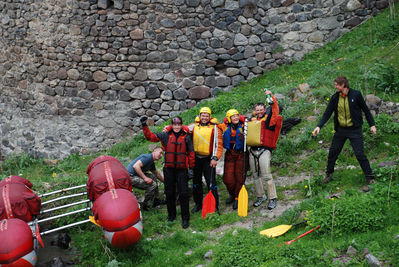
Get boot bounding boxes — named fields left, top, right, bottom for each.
left=232, top=200, right=238, bottom=210
left=322, top=173, right=333, bottom=184
left=225, top=196, right=234, bottom=204
left=153, top=198, right=166, bottom=207
left=267, top=198, right=277, bottom=210
left=253, top=196, right=267, bottom=207
left=182, top=219, right=189, bottom=229
left=191, top=205, right=202, bottom=213
left=141, top=202, right=150, bottom=211
left=366, top=175, right=376, bottom=185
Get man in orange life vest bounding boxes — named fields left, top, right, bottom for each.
left=141, top=116, right=195, bottom=229
left=219, top=109, right=249, bottom=210
left=187, top=107, right=224, bottom=213
left=248, top=90, right=281, bottom=210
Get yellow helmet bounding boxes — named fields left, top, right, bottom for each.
left=199, top=107, right=211, bottom=116
left=226, top=109, right=239, bottom=123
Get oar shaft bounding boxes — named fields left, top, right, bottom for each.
left=285, top=226, right=320, bottom=245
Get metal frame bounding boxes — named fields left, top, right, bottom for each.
left=34, top=184, right=92, bottom=236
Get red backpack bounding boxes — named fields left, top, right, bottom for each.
left=86, top=155, right=132, bottom=201
left=0, top=182, right=41, bottom=222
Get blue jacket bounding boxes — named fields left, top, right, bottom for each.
left=223, top=124, right=245, bottom=151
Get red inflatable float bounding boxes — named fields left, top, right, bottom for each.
left=0, top=218, right=37, bottom=267
left=87, top=155, right=143, bottom=247
left=0, top=176, right=41, bottom=267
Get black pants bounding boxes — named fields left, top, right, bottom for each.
left=192, top=156, right=219, bottom=209
left=327, top=127, right=373, bottom=177
left=163, top=168, right=190, bottom=221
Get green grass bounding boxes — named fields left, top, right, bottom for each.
left=1, top=5, right=399, bottom=267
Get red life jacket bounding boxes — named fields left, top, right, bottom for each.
left=261, top=115, right=283, bottom=149
left=165, top=132, right=189, bottom=169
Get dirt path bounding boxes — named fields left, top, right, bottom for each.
left=209, top=171, right=311, bottom=236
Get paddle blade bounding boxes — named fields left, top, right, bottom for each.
left=202, top=190, right=216, bottom=219
left=259, top=224, right=292, bottom=237
left=89, top=215, right=101, bottom=227
left=237, top=185, right=248, bottom=217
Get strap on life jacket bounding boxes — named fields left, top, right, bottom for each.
left=250, top=148, right=267, bottom=175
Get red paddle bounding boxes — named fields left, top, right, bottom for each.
left=202, top=185, right=216, bottom=219
left=279, top=226, right=320, bottom=247
left=202, top=125, right=218, bottom=219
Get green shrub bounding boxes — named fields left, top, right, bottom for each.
left=307, top=193, right=386, bottom=236
left=365, top=61, right=399, bottom=94
left=377, top=19, right=399, bottom=41
left=0, top=153, right=39, bottom=176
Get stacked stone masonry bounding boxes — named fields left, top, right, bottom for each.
left=0, top=0, right=392, bottom=159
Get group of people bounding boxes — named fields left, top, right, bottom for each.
left=126, top=76, right=377, bottom=229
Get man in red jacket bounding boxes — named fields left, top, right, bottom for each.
left=141, top=116, right=195, bottom=229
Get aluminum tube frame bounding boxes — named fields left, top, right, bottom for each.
left=40, top=199, right=90, bottom=214
left=40, top=219, right=91, bottom=236
left=41, top=192, right=87, bottom=205
left=30, top=207, right=91, bottom=225
left=39, top=184, right=86, bottom=197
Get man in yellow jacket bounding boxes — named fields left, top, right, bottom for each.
left=188, top=107, right=224, bottom=213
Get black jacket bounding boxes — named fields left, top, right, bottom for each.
left=317, top=88, right=375, bottom=130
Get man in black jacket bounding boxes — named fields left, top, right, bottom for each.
left=312, top=76, right=377, bottom=185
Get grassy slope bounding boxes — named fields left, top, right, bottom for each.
left=1, top=5, right=399, bottom=267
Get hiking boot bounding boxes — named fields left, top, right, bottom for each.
left=141, top=202, right=150, bottom=211
left=153, top=198, right=166, bottom=207
left=167, top=216, right=176, bottom=222
left=253, top=196, right=267, bottom=207
left=362, top=185, right=370, bottom=192
left=225, top=196, right=234, bottom=204
left=267, top=198, right=277, bottom=210
left=322, top=173, right=333, bottom=184
left=191, top=205, right=202, bottom=214
left=366, top=175, right=376, bottom=185
left=182, top=220, right=189, bottom=229
left=232, top=200, right=238, bottom=210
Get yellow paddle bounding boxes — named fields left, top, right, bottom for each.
left=237, top=185, right=248, bottom=217
left=238, top=118, right=248, bottom=217
left=259, top=221, right=307, bottom=237
left=89, top=215, right=101, bottom=227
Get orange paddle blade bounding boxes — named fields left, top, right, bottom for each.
left=202, top=190, right=216, bottom=219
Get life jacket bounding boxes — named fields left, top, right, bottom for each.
left=165, top=132, right=189, bottom=169
left=247, top=115, right=283, bottom=149
left=223, top=124, right=245, bottom=151
left=192, top=117, right=218, bottom=156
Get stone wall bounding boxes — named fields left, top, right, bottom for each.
left=0, top=0, right=391, bottom=159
